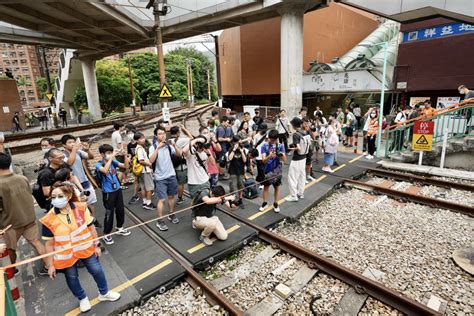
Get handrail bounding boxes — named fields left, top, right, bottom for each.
left=387, top=99, right=474, bottom=130
left=384, top=104, right=473, bottom=158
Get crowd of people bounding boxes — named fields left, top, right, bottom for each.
left=0, top=87, right=472, bottom=312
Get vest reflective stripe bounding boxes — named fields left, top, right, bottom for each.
left=40, top=203, right=95, bottom=269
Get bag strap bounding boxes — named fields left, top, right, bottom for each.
left=255, top=133, right=266, bottom=148
left=278, top=117, right=289, bottom=134
left=195, top=151, right=208, bottom=173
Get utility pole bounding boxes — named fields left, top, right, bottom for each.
left=189, top=62, right=194, bottom=106
left=127, top=54, right=136, bottom=116
left=186, top=61, right=192, bottom=107
left=212, top=35, right=223, bottom=107
left=207, top=69, right=211, bottom=102
left=39, top=46, right=58, bottom=128
left=147, top=0, right=168, bottom=108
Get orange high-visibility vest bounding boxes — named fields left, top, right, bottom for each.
left=40, top=203, right=95, bottom=269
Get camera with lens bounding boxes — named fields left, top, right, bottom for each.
left=197, top=142, right=211, bottom=150
left=277, top=152, right=284, bottom=157
left=195, top=135, right=211, bottom=150
left=289, top=144, right=297, bottom=149
left=311, top=127, right=317, bottom=132
left=80, top=190, right=91, bottom=197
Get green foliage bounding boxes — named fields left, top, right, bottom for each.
left=123, top=47, right=216, bottom=104
left=16, top=76, right=30, bottom=87
left=36, top=77, right=56, bottom=100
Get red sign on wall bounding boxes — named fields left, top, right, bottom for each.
left=414, top=121, right=434, bottom=135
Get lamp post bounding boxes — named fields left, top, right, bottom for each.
left=376, top=42, right=388, bottom=158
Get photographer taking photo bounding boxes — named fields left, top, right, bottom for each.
left=227, top=135, right=247, bottom=209
left=182, top=128, right=215, bottom=200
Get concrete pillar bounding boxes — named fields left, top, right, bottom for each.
left=81, top=59, right=102, bottom=120
left=279, top=3, right=308, bottom=119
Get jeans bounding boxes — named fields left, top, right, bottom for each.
left=63, top=254, right=108, bottom=300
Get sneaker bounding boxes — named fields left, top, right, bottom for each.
left=273, top=203, right=280, bottom=213
left=200, top=235, right=213, bottom=246
left=306, top=175, right=315, bottom=182
left=143, top=203, right=154, bottom=210
left=297, top=194, right=304, bottom=200
left=238, top=200, right=245, bottom=209
left=156, top=220, right=168, bottom=231
left=176, top=196, right=185, bottom=205
left=38, top=267, right=49, bottom=276
left=168, top=214, right=180, bottom=224
left=259, top=185, right=264, bottom=190
left=79, top=297, right=91, bottom=313
left=333, top=161, right=339, bottom=167
left=362, top=151, right=367, bottom=156
left=128, top=195, right=140, bottom=204
left=259, top=202, right=268, bottom=211
left=98, top=291, right=121, bottom=302
left=116, top=227, right=131, bottom=236
left=366, top=155, right=373, bottom=160
left=285, top=195, right=299, bottom=202
left=103, top=236, right=114, bottom=245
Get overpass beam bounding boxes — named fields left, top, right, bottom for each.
left=279, top=2, right=311, bottom=119
left=81, top=59, right=102, bottom=121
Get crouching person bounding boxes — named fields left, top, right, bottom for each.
left=191, top=185, right=235, bottom=246
left=40, top=182, right=120, bottom=313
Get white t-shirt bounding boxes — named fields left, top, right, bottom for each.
left=185, top=147, right=209, bottom=185
left=395, top=112, right=407, bottom=123
left=353, top=107, right=361, bottom=117
left=253, top=132, right=267, bottom=160
left=111, top=131, right=123, bottom=151
left=136, top=144, right=152, bottom=173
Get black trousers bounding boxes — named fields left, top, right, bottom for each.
left=256, top=160, right=265, bottom=183
left=367, top=135, right=376, bottom=156
left=102, top=189, right=125, bottom=234
left=278, top=133, right=288, bottom=152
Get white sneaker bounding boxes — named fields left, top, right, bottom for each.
left=366, top=155, right=373, bottom=160
left=79, top=297, right=91, bottom=313
left=362, top=151, right=367, bottom=156
left=259, top=202, right=268, bottom=211
left=98, top=291, right=121, bottom=302
left=273, top=205, right=280, bottom=213
left=116, top=227, right=131, bottom=236
left=285, top=196, right=298, bottom=202
left=258, top=185, right=264, bottom=190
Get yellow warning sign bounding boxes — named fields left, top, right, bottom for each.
left=159, top=84, right=173, bottom=98
left=46, top=93, right=54, bottom=101
left=412, top=134, right=433, bottom=151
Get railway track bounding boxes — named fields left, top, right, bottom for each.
left=8, top=104, right=214, bottom=155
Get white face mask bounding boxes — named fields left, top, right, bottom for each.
left=42, top=148, right=50, bottom=154
left=370, top=114, right=376, bottom=118
left=105, top=154, right=113, bottom=160
left=459, top=90, right=465, bottom=95
left=51, top=197, right=68, bottom=209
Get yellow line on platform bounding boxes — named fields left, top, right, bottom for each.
left=187, top=225, right=240, bottom=254
left=332, top=163, right=347, bottom=172
left=349, top=155, right=364, bottom=163
left=65, top=258, right=173, bottom=316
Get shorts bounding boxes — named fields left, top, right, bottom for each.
left=324, top=153, right=335, bottom=165
left=175, top=168, right=188, bottom=186
left=138, top=172, right=154, bottom=192
left=306, top=150, right=313, bottom=166
left=4, top=222, right=39, bottom=250
left=345, top=126, right=353, bottom=137
left=154, top=176, right=178, bottom=200
left=82, top=181, right=97, bottom=205
left=188, top=182, right=210, bottom=200
left=262, top=174, right=282, bottom=187
left=229, top=174, right=244, bottom=192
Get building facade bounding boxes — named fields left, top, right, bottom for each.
left=394, top=18, right=474, bottom=109
left=0, top=43, right=59, bottom=108
left=219, top=2, right=379, bottom=110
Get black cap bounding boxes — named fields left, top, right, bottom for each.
left=290, top=117, right=303, bottom=128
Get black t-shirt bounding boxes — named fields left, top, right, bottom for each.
left=228, top=150, right=245, bottom=175
left=253, top=116, right=264, bottom=127
left=292, top=132, right=308, bottom=161
left=127, top=142, right=137, bottom=156
left=192, top=189, right=216, bottom=218
left=465, top=90, right=474, bottom=100
left=37, top=166, right=59, bottom=188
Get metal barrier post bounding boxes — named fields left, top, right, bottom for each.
left=418, top=151, right=423, bottom=166
left=353, top=133, right=358, bottom=154
left=440, top=128, right=449, bottom=169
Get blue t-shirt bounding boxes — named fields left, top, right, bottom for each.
left=261, top=143, right=285, bottom=173
left=216, top=125, right=233, bottom=152
left=149, top=144, right=176, bottom=181
left=95, top=160, right=121, bottom=193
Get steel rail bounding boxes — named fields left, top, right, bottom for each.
left=124, top=208, right=243, bottom=316
left=366, top=168, right=474, bottom=192
left=345, top=179, right=473, bottom=217
left=218, top=207, right=440, bottom=315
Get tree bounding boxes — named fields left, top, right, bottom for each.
left=73, top=60, right=138, bottom=115
left=36, top=76, right=57, bottom=100
left=123, top=47, right=216, bottom=104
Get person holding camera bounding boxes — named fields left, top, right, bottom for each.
left=198, top=127, right=221, bottom=189
left=252, top=123, right=268, bottom=189
left=216, top=116, right=233, bottom=179
left=134, top=132, right=155, bottom=210
left=227, top=135, right=247, bottom=208
left=192, top=185, right=236, bottom=246
left=62, top=135, right=98, bottom=224
left=182, top=132, right=214, bottom=200
left=286, top=118, right=310, bottom=202
left=275, top=109, right=290, bottom=152
left=260, top=129, right=286, bottom=213
left=149, top=127, right=182, bottom=231
left=169, top=125, right=193, bottom=204
left=96, top=144, right=131, bottom=245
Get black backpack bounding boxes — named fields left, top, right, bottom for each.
left=32, top=169, right=49, bottom=209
